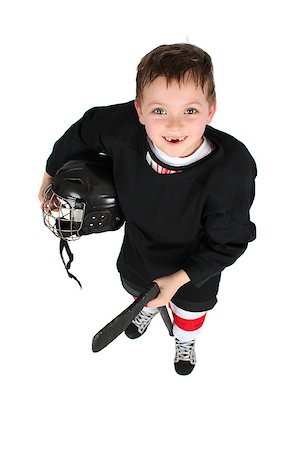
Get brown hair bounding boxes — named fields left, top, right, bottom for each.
left=136, top=43, right=216, bottom=106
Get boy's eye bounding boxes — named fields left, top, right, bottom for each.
left=153, top=108, right=166, bottom=115
left=185, top=108, right=198, bottom=114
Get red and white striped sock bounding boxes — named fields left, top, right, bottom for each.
left=169, top=302, right=207, bottom=341
left=131, top=295, right=206, bottom=338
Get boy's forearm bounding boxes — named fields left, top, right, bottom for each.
left=38, top=171, right=53, bottom=203
left=168, top=269, right=191, bottom=289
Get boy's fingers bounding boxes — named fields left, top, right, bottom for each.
left=42, top=195, right=61, bottom=213
left=147, top=296, right=167, bottom=308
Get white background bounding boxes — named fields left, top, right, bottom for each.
left=1, top=0, right=299, bottom=448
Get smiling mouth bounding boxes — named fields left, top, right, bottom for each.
left=163, top=136, right=187, bottom=143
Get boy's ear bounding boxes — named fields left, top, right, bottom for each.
left=206, top=100, right=217, bottom=124
left=134, top=100, right=145, bottom=125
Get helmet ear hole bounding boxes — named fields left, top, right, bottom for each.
left=83, top=211, right=112, bottom=234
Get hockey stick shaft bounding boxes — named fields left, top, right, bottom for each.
left=92, top=282, right=160, bottom=353
left=158, top=306, right=174, bottom=336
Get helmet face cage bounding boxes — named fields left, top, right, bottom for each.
left=43, top=185, right=86, bottom=241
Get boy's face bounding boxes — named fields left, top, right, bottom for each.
left=134, top=76, right=216, bottom=158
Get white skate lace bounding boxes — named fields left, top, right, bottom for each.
left=132, top=309, right=158, bottom=334
left=174, top=338, right=196, bottom=364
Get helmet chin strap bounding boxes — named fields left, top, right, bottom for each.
left=59, top=239, right=82, bottom=289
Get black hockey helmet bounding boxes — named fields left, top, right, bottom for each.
left=42, top=153, right=125, bottom=287
left=43, top=154, right=125, bottom=240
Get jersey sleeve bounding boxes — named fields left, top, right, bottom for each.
left=183, top=159, right=257, bottom=288
left=46, top=107, right=110, bottom=176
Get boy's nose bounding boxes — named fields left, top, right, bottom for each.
left=166, top=117, right=183, bottom=130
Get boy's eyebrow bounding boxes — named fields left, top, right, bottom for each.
left=147, top=101, right=203, bottom=107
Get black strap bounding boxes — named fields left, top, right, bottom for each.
left=59, top=239, right=82, bottom=289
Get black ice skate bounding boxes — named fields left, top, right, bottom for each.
left=125, top=308, right=158, bottom=339
left=174, top=338, right=196, bottom=375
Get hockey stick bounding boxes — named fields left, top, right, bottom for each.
left=158, top=306, right=173, bottom=336
left=92, top=282, right=160, bottom=352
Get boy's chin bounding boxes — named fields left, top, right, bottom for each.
left=160, top=143, right=199, bottom=158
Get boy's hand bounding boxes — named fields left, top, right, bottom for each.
left=38, top=171, right=53, bottom=208
left=147, top=270, right=190, bottom=308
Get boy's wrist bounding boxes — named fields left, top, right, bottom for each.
left=44, top=172, right=53, bottom=180
left=171, top=269, right=190, bottom=289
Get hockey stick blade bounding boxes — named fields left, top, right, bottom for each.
left=92, top=282, right=160, bottom=353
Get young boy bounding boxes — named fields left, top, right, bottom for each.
left=38, top=43, right=256, bottom=375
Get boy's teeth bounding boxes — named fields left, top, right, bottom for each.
left=165, top=137, right=185, bottom=142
